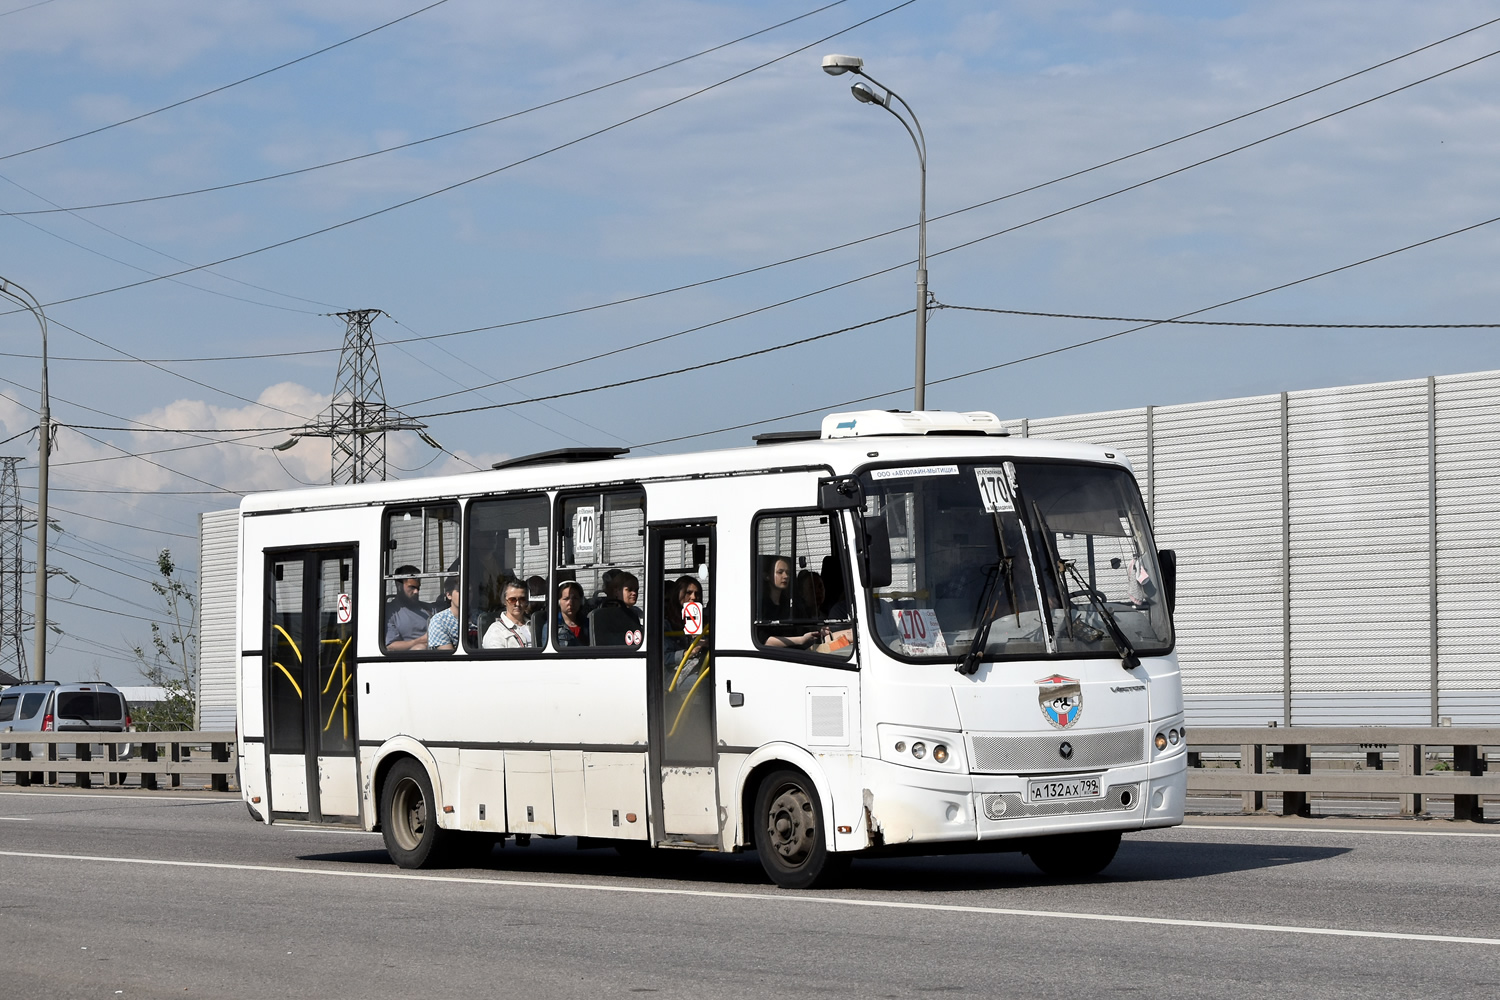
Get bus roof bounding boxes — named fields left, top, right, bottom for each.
left=239, top=410, right=1132, bottom=515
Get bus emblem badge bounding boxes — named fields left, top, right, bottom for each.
left=1036, top=675, right=1082, bottom=730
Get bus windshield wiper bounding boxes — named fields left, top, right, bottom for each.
left=957, top=518, right=1017, bottom=676
left=1031, top=504, right=1141, bottom=671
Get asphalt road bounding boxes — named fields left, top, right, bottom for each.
left=0, top=790, right=1496, bottom=999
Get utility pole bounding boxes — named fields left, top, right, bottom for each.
left=289, top=310, right=436, bottom=485
left=0, top=276, right=48, bottom=681
left=0, top=457, right=25, bottom=680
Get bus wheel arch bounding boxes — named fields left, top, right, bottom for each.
left=734, top=744, right=841, bottom=850
left=370, top=739, right=444, bottom=833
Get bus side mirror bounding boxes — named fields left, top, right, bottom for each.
left=861, top=516, right=892, bottom=589
left=1157, top=549, right=1177, bottom=617
left=818, top=475, right=864, bottom=511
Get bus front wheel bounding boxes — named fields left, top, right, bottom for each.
left=381, top=758, right=451, bottom=869
left=1025, top=830, right=1122, bottom=878
left=754, top=769, right=848, bottom=889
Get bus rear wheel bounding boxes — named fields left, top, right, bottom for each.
left=1025, top=830, right=1122, bottom=878
left=754, top=769, right=848, bottom=889
left=381, top=758, right=451, bottom=869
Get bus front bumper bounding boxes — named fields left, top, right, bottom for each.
left=856, top=753, right=1187, bottom=849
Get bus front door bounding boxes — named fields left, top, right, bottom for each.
left=647, top=524, right=720, bottom=846
left=265, top=548, right=360, bottom=823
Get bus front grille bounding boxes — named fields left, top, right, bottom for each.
left=970, top=728, right=1145, bottom=773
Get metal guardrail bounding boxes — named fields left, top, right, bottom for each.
left=1187, top=726, right=1498, bottom=821
left=0, top=731, right=236, bottom=791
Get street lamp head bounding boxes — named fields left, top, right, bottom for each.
left=821, top=53, right=863, bottom=76
left=850, top=81, right=883, bottom=106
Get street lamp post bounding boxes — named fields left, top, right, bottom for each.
left=0, top=276, right=49, bottom=682
left=822, top=54, right=929, bottom=410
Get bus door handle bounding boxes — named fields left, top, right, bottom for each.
left=726, top=680, right=744, bottom=708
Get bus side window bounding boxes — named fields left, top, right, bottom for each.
left=556, top=488, right=646, bottom=650
left=465, top=494, right=550, bottom=653
left=382, top=502, right=459, bottom=654
left=751, top=510, right=853, bottom=660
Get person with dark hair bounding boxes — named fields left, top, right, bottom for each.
left=590, top=569, right=643, bottom=646
left=760, top=556, right=793, bottom=621
left=426, top=576, right=461, bottom=652
left=795, top=569, right=824, bottom=619
left=385, top=565, right=431, bottom=652
left=553, top=580, right=590, bottom=648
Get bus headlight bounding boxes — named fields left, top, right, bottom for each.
left=1155, top=731, right=1168, bottom=751
left=933, top=744, right=949, bottom=764
left=911, top=741, right=927, bottom=759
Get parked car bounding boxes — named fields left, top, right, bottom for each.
left=1, top=681, right=134, bottom=763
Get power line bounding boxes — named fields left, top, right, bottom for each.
left=0, top=169, right=334, bottom=315
left=411, top=310, right=913, bottom=420
left=629, top=210, right=1500, bottom=449
left=0, top=0, right=455, bottom=162
left=47, top=502, right=197, bottom=540
left=935, top=306, right=1500, bottom=329
left=27, top=2, right=916, bottom=314
left=0, top=1, right=853, bottom=217
left=385, top=41, right=1500, bottom=410
left=7, top=14, right=1492, bottom=370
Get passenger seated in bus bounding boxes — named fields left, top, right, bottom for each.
left=552, top=580, right=590, bottom=648
left=385, top=565, right=431, bottom=651
left=481, top=580, right=536, bottom=649
left=589, top=570, right=643, bottom=646
left=820, top=555, right=849, bottom=619
left=426, top=576, right=461, bottom=652
left=760, top=556, right=793, bottom=621
left=794, top=569, right=824, bottom=618
left=526, top=575, right=547, bottom=616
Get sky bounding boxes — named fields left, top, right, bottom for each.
left=2, top=0, right=1500, bottom=685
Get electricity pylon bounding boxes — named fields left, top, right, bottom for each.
left=291, top=310, right=435, bottom=485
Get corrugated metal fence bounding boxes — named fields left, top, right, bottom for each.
left=197, top=509, right=238, bottom=732
left=1011, top=370, right=1500, bottom=727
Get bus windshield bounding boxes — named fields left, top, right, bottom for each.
left=859, top=460, right=1172, bottom=664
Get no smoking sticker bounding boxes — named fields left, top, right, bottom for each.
left=682, top=600, right=703, bottom=636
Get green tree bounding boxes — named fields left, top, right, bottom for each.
left=131, top=549, right=197, bottom=731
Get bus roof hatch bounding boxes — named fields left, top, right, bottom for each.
left=820, top=410, right=1008, bottom=439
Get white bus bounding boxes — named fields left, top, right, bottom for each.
left=236, top=409, right=1184, bottom=887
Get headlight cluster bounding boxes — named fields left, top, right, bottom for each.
left=888, top=733, right=956, bottom=768
left=1154, top=725, right=1185, bottom=752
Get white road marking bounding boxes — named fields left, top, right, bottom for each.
left=0, top=817, right=32, bottom=821
left=0, top=791, right=238, bottom=804
left=0, top=849, right=1494, bottom=947
left=1180, top=822, right=1500, bottom=840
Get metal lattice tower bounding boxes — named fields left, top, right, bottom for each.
left=0, top=457, right=26, bottom=680
left=331, top=309, right=389, bottom=485
left=295, top=310, right=429, bottom=485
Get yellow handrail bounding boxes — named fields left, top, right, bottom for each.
left=273, top=661, right=303, bottom=699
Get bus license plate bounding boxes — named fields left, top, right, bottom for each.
left=1029, top=776, right=1102, bottom=802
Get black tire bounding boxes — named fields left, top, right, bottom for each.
left=754, top=768, right=849, bottom=889
left=380, top=758, right=452, bottom=869
left=1025, top=830, right=1122, bottom=878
